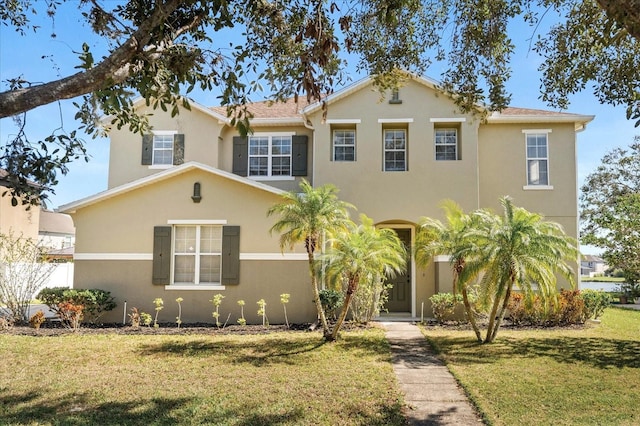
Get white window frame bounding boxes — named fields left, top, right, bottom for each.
left=151, top=130, right=176, bottom=168
left=383, top=128, right=407, bottom=172
left=172, top=224, right=223, bottom=286
left=248, top=132, right=295, bottom=180
left=434, top=128, right=458, bottom=161
left=523, top=129, right=554, bottom=190
left=332, top=129, right=356, bottom=161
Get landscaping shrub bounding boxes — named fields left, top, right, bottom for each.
left=37, top=287, right=116, bottom=324
left=507, top=290, right=586, bottom=326
left=557, top=290, right=585, bottom=325
left=350, top=278, right=391, bottom=324
left=319, top=289, right=344, bottom=320
left=581, top=289, right=612, bottom=320
left=429, top=292, right=464, bottom=324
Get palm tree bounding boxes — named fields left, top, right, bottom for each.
left=322, top=215, right=406, bottom=341
left=472, top=197, right=578, bottom=343
left=415, top=200, right=484, bottom=342
left=267, top=179, right=354, bottom=338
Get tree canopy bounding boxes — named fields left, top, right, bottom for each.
left=1, top=0, right=639, bottom=204
left=580, top=138, right=640, bottom=285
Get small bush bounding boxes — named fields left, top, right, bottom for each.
left=557, top=290, right=585, bottom=325
left=319, top=289, right=344, bottom=320
left=58, top=301, right=84, bottom=331
left=38, top=287, right=116, bottom=324
left=581, top=289, right=611, bottom=320
left=29, top=310, right=46, bottom=329
left=0, top=316, right=14, bottom=330
left=430, top=292, right=463, bottom=324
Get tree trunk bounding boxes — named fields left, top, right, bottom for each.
left=452, top=265, right=482, bottom=343
left=329, top=278, right=357, bottom=341
left=487, top=281, right=514, bottom=343
left=308, top=252, right=330, bottom=338
left=483, top=286, right=503, bottom=344
left=461, top=286, right=482, bottom=343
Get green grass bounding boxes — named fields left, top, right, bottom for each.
left=423, top=307, right=640, bottom=426
left=0, top=328, right=405, bottom=425
left=580, top=276, right=625, bottom=283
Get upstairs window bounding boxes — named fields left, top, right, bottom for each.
left=435, top=128, right=458, bottom=161
left=526, top=132, right=549, bottom=186
left=384, top=129, right=407, bottom=171
left=249, top=135, right=292, bottom=177
left=232, top=134, right=307, bottom=178
left=141, top=131, right=184, bottom=167
left=153, top=134, right=174, bottom=165
left=333, top=129, right=356, bottom=161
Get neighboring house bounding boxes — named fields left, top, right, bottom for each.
left=38, top=210, right=76, bottom=262
left=581, top=254, right=608, bottom=277
left=60, top=75, right=594, bottom=324
left=0, top=169, right=40, bottom=240
left=0, top=172, right=75, bottom=290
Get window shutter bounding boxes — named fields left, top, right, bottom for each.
left=292, top=135, right=308, bottom=176
left=173, top=134, right=185, bottom=165
left=142, top=135, right=153, bottom=165
left=221, top=226, right=240, bottom=285
left=232, top=136, right=248, bottom=176
left=152, top=226, right=172, bottom=285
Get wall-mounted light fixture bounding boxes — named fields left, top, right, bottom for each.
left=191, top=182, right=202, bottom=203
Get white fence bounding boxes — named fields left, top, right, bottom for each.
left=45, top=263, right=74, bottom=289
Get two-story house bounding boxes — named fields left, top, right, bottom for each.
left=60, top=75, right=594, bottom=324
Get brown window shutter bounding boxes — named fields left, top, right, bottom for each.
left=142, top=134, right=153, bottom=165
left=292, top=135, right=308, bottom=176
left=221, top=226, right=240, bottom=285
left=173, top=134, right=185, bottom=165
left=232, top=136, right=248, bottom=176
left=152, top=226, right=172, bottom=285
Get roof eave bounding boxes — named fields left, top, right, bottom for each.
left=100, top=97, right=230, bottom=127
left=486, top=114, right=595, bottom=131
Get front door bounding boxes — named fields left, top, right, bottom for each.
left=385, top=228, right=411, bottom=312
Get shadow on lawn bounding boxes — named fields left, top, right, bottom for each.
left=0, top=389, right=405, bottom=425
left=430, top=335, right=640, bottom=369
left=137, top=333, right=391, bottom=366
left=0, top=390, right=309, bottom=425
left=138, top=336, right=327, bottom=366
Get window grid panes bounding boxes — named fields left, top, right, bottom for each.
left=384, top=129, right=406, bottom=171
left=333, top=130, right=356, bottom=161
left=526, top=134, right=549, bottom=185
left=435, top=128, right=458, bottom=161
left=249, top=135, right=292, bottom=177
left=153, top=134, right=174, bottom=165
left=173, top=225, right=222, bottom=284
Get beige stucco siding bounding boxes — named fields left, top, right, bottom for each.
left=71, top=167, right=317, bottom=324
left=108, top=105, right=225, bottom=188
left=74, top=168, right=301, bottom=254
left=74, top=259, right=314, bottom=324
left=477, top=123, right=578, bottom=223
left=309, top=79, right=482, bottom=222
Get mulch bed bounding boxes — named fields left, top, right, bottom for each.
left=0, top=321, right=375, bottom=337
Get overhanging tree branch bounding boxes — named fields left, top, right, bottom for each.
left=0, top=0, right=190, bottom=118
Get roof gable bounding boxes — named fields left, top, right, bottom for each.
left=59, top=162, right=285, bottom=214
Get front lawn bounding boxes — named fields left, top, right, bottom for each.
left=0, top=327, right=405, bottom=425
left=424, top=307, right=640, bottom=425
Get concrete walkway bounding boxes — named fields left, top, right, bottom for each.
left=382, top=322, right=484, bottom=425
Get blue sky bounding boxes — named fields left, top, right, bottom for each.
left=1, top=3, right=637, bottom=254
